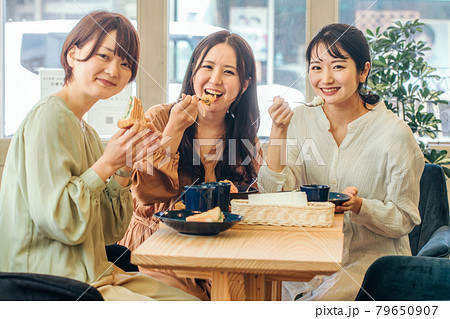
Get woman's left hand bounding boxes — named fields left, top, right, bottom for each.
left=335, top=186, right=363, bottom=214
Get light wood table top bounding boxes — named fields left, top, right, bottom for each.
left=131, top=213, right=344, bottom=301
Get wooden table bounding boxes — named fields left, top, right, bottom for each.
left=131, top=214, right=344, bottom=301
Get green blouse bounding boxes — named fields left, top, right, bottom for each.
left=0, top=96, right=133, bottom=284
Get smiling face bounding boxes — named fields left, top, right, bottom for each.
left=67, top=30, right=132, bottom=102
left=192, top=43, right=248, bottom=116
left=308, top=43, right=369, bottom=108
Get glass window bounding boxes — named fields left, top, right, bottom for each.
left=340, top=0, right=450, bottom=143
left=168, top=0, right=307, bottom=138
left=2, top=0, right=137, bottom=138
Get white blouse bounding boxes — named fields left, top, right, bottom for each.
left=258, top=101, right=424, bottom=300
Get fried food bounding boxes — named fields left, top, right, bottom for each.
left=186, top=206, right=224, bottom=222
left=199, top=94, right=216, bottom=116
left=219, top=179, right=238, bottom=193
left=201, top=93, right=216, bottom=105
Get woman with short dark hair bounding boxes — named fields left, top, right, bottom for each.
left=0, top=11, right=198, bottom=301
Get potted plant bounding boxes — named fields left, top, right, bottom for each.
left=365, top=19, right=450, bottom=176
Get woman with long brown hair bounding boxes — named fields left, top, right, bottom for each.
left=119, top=30, right=262, bottom=300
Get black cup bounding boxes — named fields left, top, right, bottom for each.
left=300, top=184, right=330, bottom=202
left=182, top=185, right=216, bottom=212
left=202, top=182, right=231, bottom=212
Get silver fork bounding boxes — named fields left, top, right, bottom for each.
left=246, top=179, right=257, bottom=192
left=176, top=96, right=213, bottom=104
left=292, top=101, right=323, bottom=107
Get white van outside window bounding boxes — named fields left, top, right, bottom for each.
left=3, top=20, right=78, bottom=137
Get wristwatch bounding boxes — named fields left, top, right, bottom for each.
left=115, top=169, right=133, bottom=178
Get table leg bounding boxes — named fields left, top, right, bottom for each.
left=266, top=280, right=282, bottom=301
left=245, top=273, right=266, bottom=300
left=211, top=272, right=266, bottom=301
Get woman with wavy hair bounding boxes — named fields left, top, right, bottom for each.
left=119, top=30, right=262, bottom=300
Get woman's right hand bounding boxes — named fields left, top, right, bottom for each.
left=265, top=96, right=294, bottom=173
left=268, top=96, right=294, bottom=134
left=166, top=94, right=199, bottom=132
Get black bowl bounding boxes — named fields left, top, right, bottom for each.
left=155, top=210, right=244, bottom=235
left=300, top=184, right=330, bottom=202
left=328, top=192, right=351, bottom=206
left=230, top=185, right=258, bottom=200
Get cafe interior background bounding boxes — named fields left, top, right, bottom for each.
left=0, top=0, right=449, bottom=197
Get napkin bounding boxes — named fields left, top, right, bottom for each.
left=248, top=191, right=308, bottom=207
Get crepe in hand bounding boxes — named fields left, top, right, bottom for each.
left=117, top=96, right=146, bottom=129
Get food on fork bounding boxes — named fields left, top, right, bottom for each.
left=199, top=93, right=217, bottom=116
left=309, top=95, right=325, bottom=106
left=186, top=206, right=224, bottom=222
left=219, top=179, right=238, bottom=193
left=117, top=96, right=147, bottom=129
left=200, top=93, right=216, bottom=105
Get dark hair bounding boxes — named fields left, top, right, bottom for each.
left=177, top=30, right=260, bottom=185
left=61, top=11, right=140, bottom=84
left=306, top=23, right=379, bottom=106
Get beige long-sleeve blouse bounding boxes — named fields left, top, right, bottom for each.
left=119, top=103, right=261, bottom=250
left=258, top=101, right=424, bottom=301
left=0, top=96, right=133, bottom=284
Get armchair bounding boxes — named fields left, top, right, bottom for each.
left=409, top=163, right=450, bottom=257
left=355, top=164, right=450, bottom=301
left=0, top=245, right=134, bottom=300
left=355, top=255, right=450, bottom=301
left=0, top=272, right=103, bottom=301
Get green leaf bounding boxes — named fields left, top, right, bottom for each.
left=437, top=158, right=450, bottom=165
left=423, top=113, right=434, bottom=123
left=433, top=151, right=446, bottom=163
left=417, top=105, right=425, bottom=113
left=405, top=114, right=415, bottom=122
left=427, top=131, right=437, bottom=139
left=429, top=149, right=439, bottom=162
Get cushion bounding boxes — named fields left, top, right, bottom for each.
left=417, top=226, right=450, bottom=257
